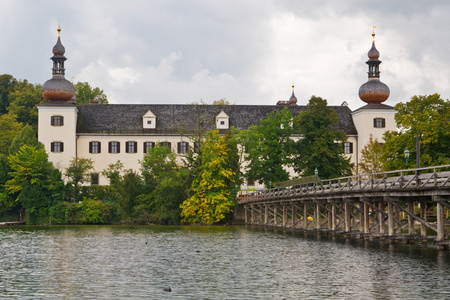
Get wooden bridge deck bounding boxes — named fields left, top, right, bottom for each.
left=238, top=165, right=450, bottom=250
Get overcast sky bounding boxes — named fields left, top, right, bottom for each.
left=1, top=0, right=450, bottom=110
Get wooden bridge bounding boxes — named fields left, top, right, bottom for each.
left=238, top=165, right=450, bottom=250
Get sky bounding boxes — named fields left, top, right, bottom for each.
left=1, top=0, right=450, bottom=110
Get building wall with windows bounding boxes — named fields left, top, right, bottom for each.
left=352, top=105, right=396, bottom=164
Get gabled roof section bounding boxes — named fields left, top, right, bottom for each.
left=143, top=110, right=156, bottom=118
left=76, top=104, right=358, bottom=135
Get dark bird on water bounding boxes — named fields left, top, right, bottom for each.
left=164, top=287, right=172, bottom=292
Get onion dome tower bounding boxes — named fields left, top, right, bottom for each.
left=358, top=31, right=390, bottom=104
left=289, top=84, right=298, bottom=105
left=42, top=26, right=75, bottom=101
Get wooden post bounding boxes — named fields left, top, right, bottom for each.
left=283, top=205, right=288, bottom=227
left=273, top=205, right=278, bottom=226
left=436, top=198, right=445, bottom=242
left=251, top=205, right=255, bottom=224
left=408, top=200, right=415, bottom=236
left=331, top=202, right=336, bottom=231
left=292, top=204, right=297, bottom=228
left=264, top=205, right=268, bottom=225
left=363, top=201, right=370, bottom=236
left=344, top=201, right=351, bottom=233
left=315, top=203, right=321, bottom=230
left=387, top=201, right=394, bottom=237
left=379, top=201, right=385, bottom=236
left=359, top=201, right=365, bottom=236
left=420, top=200, right=427, bottom=238
left=244, top=205, right=248, bottom=224
left=303, top=203, right=308, bottom=229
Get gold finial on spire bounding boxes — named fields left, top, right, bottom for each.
left=372, top=25, right=377, bottom=42
left=71, top=76, right=75, bottom=84
left=57, top=20, right=61, bottom=38
left=292, top=83, right=295, bottom=92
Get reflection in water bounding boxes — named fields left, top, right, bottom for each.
left=0, top=225, right=449, bottom=299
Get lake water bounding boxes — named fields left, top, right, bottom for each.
left=0, top=225, right=449, bottom=299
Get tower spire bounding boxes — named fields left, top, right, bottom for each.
left=42, top=25, right=75, bottom=101
left=358, top=29, right=390, bottom=104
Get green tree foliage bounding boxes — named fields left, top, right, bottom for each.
left=5, top=145, right=54, bottom=223
left=116, top=170, right=143, bottom=220
left=0, top=74, right=17, bottom=115
left=9, top=124, right=44, bottom=155
left=65, top=157, right=94, bottom=202
left=0, top=113, right=23, bottom=156
left=213, top=98, right=232, bottom=105
left=101, top=160, right=125, bottom=186
left=180, top=130, right=236, bottom=225
left=293, top=96, right=352, bottom=179
left=7, top=80, right=45, bottom=130
left=383, top=94, right=450, bottom=170
left=239, top=107, right=294, bottom=186
left=74, top=82, right=108, bottom=104
left=139, top=144, right=189, bottom=224
left=357, top=135, right=385, bottom=174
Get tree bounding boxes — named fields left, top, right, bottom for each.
left=74, top=82, right=108, bottom=104
left=5, top=145, right=54, bottom=222
left=116, top=170, right=143, bottom=220
left=9, top=124, right=44, bottom=155
left=65, top=157, right=94, bottom=202
left=101, top=160, right=125, bottom=186
left=239, top=107, right=294, bottom=186
left=213, top=98, right=232, bottom=105
left=180, top=130, right=236, bottom=225
left=0, top=74, right=17, bottom=115
left=383, top=93, right=450, bottom=170
left=0, top=113, right=23, bottom=156
left=293, top=96, right=352, bottom=179
left=358, top=135, right=385, bottom=174
left=7, top=80, right=45, bottom=130
left=139, top=144, right=190, bottom=224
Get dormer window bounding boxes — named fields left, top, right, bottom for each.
left=143, top=110, right=156, bottom=129
left=216, top=111, right=229, bottom=129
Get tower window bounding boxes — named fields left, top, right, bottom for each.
left=108, top=141, right=120, bottom=153
left=51, top=142, right=64, bottom=153
left=51, top=115, right=64, bottom=126
left=126, top=141, right=137, bottom=153
left=143, top=142, right=155, bottom=153
left=177, top=142, right=189, bottom=154
left=89, top=141, right=101, bottom=154
left=344, top=142, right=353, bottom=154
left=373, top=118, right=386, bottom=128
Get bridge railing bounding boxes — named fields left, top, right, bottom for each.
left=239, top=165, right=450, bottom=203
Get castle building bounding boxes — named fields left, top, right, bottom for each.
left=38, top=27, right=395, bottom=187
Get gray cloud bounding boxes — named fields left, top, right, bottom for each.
left=1, top=0, right=450, bottom=110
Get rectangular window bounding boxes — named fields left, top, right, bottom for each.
left=143, top=142, right=155, bottom=154
left=344, top=142, right=353, bottom=154
left=51, top=115, right=64, bottom=126
left=194, top=142, right=202, bottom=154
left=50, top=142, right=64, bottom=153
left=89, top=141, right=101, bottom=154
left=373, top=118, right=386, bottom=128
left=177, top=142, right=189, bottom=154
left=159, top=142, right=172, bottom=150
left=108, top=141, right=120, bottom=153
left=147, top=120, right=152, bottom=125
left=126, top=141, right=137, bottom=153
left=91, top=173, right=99, bottom=185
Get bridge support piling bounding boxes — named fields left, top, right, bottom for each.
left=379, top=201, right=386, bottom=239
left=292, top=204, right=297, bottom=229
left=344, top=201, right=351, bottom=233
left=283, top=205, right=288, bottom=227
left=420, top=200, right=427, bottom=240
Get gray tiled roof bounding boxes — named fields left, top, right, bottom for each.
left=76, top=104, right=358, bottom=135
